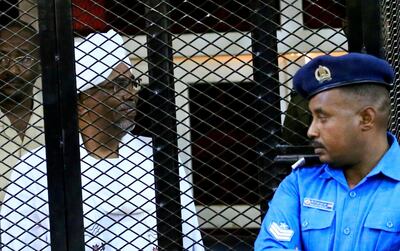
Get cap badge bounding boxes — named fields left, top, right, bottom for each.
left=315, top=65, right=332, bottom=83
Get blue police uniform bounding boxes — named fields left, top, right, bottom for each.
left=255, top=133, right=400, bottom=250
left=255, top=53, right=398, bottom=250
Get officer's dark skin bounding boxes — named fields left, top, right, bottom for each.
left=0, top=22, right=40, bottom=139
left=307, top=86, right=389, bottom=188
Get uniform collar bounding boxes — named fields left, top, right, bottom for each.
left=320, top=165, right=334, bottom=179
left=366, top=132, right=400, bottom=181
left=320, top=165, right=349, bottom=188
left=319, top=132, right=400, bottom=182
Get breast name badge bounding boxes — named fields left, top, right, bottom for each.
left=268, top=222, right=294, bottom=242
left=303, top=197, right=334, bottom=211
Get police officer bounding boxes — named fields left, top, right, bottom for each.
left=255, top=53, right=400, bottom=250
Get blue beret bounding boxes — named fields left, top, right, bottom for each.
left=293, top=53, right=395, bottom=99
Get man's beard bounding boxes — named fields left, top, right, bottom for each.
left=0, top=89, right=27, bottom=104
left=116, top=119, right=136, bottom=132
left=115, top=102, right=137, bottom=132
left=0, top=76, right=32, bottom=104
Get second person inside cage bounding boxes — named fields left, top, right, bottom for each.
left=0, top=20, right=44, bottom=206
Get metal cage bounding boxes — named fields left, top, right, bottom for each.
left=0, top=0, right=397, bottom=250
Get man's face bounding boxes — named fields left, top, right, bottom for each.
left=80, top=63, right=140, bottom=132
left=307, top=89, right=363, bottom=167
left=0, top=27, right=40, bottom=104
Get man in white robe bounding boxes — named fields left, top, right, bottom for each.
left=1, top=29, right=204, bottom=251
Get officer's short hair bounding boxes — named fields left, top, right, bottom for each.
left=340, top=83, right=391, bottom=125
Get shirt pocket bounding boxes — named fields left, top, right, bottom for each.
left=301, top=209, right=335, bottom=249
left=363, top=210, right=400, bottom=249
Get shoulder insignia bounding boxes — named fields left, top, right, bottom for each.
left=291, top=157, right=305, bottom=169
left=268, top=222, right=294, bottom=242
left=292, top=156, right=322, bottom=169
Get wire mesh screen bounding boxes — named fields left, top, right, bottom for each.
left=0, top=0, right=351, bottom=250
left=382, top=0, right=400, bottom=137
left=70, top=0, right=347, bottom=249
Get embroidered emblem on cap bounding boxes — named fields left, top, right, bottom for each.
left=303, top=197, right=334, bottom=211
left=314, top=65, right=332, bottom=83
left=268, top=222, right=294, bottom=242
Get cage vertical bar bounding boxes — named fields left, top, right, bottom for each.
left=144, top=0, right=183, bottom=250
left=251, top=0, right=281, bottom=218
left=37, top=0, right=84, bottom=250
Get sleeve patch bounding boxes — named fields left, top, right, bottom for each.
left=268, top=222, right=294, bottom=242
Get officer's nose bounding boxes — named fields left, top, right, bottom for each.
left=307, top=119, right=319, bottom=139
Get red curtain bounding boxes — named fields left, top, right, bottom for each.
left=72, top=0, right=107, bottom=34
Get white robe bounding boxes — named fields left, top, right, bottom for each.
left=1, top=134, right=204, bottom=251
left=0, top=83, right=44, bottom=203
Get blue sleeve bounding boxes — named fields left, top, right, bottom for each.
left=254, top=171, right=302, bottom=251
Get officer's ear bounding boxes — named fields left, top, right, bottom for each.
left=359, top=106, right=376, bottom=131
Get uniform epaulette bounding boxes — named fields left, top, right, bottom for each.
left=291, top=156, right=321, bottom=169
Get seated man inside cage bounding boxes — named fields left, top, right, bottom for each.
left=1, top=29, right=204, bottom=251
left=0, top=20, right=44, bottom=203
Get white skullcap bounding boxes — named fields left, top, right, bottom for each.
left=75, top=29, right=132, bottom=92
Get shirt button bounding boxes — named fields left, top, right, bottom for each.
left=343, top=227, right=351, bottom=235
left=387, top=221, right=394, bottom=228
left=349, top=191, right=356, bottom=198
left=302, top=221, right=309, bottom=227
